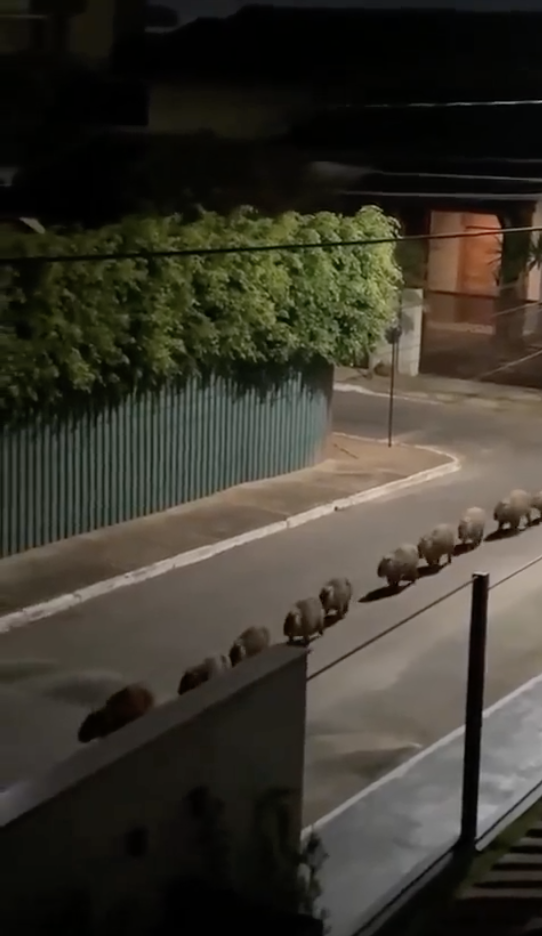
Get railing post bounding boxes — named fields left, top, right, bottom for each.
left=458, top=572, right=490, bottom=851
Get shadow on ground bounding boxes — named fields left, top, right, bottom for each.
left=485, top=527, right=523, bottom=543
left=359, top=565, right=445, bottom=603
left=453, top=543, right=476, bottom=557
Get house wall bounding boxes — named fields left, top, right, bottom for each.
left=69, top=0, right=145, bottom=65
left=426, top=209, right=503, bottom=330
left=68, top=0, right=115, bottom=63
left=0, top=16, right=33, bottom=52
left=0, top=0, right=144, bottom=62
left=426, top=210, right=463, bottom=293
left=0, top=646, right=308, bottom=934
left=427, top=210, right=502, bottom=298
left=456, top=211, right=500, bottom=297
left=149, top=81, right=312, bottom=139
left=526, top=199, right=542, bottom=303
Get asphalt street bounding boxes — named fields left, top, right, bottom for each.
left=2, top=389, right=542, bottom=822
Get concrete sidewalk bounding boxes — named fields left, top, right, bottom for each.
left=313, top=671, right=542, bottom=936
left=0, top=433, right=457, bottom=628
left=335, top=366, right=542, bottom=410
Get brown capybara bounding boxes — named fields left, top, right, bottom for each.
left=377, top=543, right=419, bottom=589
left=229, top=626, right=271, bottom=666
left=283, top=597, right=325, bottom=646
left=178, top=655, right=231, bottom=695
left=319, top=577, right=353, bottom=619
left=418, top=523, right=455, bottom=568
left=458, top=507, right=486, bottom=549
left=78, top=684, right=154, bottom=743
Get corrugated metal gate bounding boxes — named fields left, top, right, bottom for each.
left=0, top=363, right=332, bottom=557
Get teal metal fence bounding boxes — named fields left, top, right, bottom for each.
left=0, top=363, right=332, bottom=557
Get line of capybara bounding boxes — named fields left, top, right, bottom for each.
left=76, top=487, right=542, bottom=745
left=76, top=578, right=353, bottom=744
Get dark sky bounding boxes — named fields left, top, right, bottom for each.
left=167, top=0, right=542, bottom=25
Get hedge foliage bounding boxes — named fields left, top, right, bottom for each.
left=0, top=206, right=401, bottom=421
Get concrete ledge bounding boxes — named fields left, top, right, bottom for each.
left=0, top=645, right=308, bottom=934
left=0, top=644, right=306, bottom=828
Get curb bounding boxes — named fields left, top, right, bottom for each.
left=0, top=448, right=460, bottom=636
left=334, top=382, right=441, bottom=405
left=334, top=381, right=542, bottom=408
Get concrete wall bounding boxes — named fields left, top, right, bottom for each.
left=369, top=288, right=424, bottom=377
left=0, top=646, right=308, bottom=935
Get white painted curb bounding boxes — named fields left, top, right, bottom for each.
left=334, top=382, right=441, bottom=405
left=0, top=446, right=460, bottom=635
left=334, top=380, right=542, bottom=408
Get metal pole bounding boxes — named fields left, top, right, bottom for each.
left=458, top=572, right=490, bottom=851
left=387, top=336, right=397, bottom=447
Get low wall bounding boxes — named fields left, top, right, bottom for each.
left=369, top=288, right=424, bottom=377
left=0, top=361, right=332, bottom=557
left=0, top=646, right=308, bottom=935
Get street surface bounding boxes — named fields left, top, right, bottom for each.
left=2, top=389, right=542, bottom=823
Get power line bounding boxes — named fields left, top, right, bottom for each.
left=342, top=192, right=542, bottom=202
left=1, top=224, right=541, bottom=267
left=361, top=100, right=542, bottom=109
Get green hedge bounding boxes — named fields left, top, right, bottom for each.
left=0, top=206, right=401, bottom=422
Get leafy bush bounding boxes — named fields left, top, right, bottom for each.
left=0, top=206, right=401, bottom=422
left=394, top=236, right=427, bottom=288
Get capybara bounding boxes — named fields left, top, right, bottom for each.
left=178, top=655, right=231, bottom=695
left=78, top=684, right=154, bottom=743
left=418, top=523, right=455, bottom=568
left=458, top=507, right=486, bottom=549
left=377, top=543, right=419, bottom=589
left=494, top=489, right=531, bottom=534
left=319, top=577, right=353, bottom=619
left=229, top=626, right=271, bottom=666
left=283, top=597, right=325, bottom=646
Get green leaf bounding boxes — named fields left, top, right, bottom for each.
left=0, top=206, right=402, bottom=423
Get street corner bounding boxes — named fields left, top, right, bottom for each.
left=288, top=433, right=460, bottom=524
left=331, top=431, right=460, bottom=478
